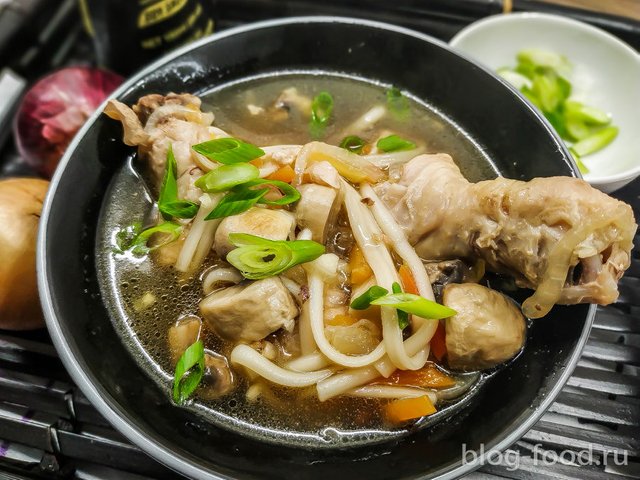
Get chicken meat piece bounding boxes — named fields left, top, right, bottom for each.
left=376, top=154, right=636, bottom=318
left=443, top=283, right=526, bottom=371
left=214, top=207, right=295, bottom=258
left=199, top=277, right=298, bottom=342
left=104, top=93, right=218, bottom=202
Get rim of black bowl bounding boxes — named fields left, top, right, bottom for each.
left=37, top=16, right=595, bottom=480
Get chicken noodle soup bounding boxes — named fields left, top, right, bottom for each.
left=98, top=73, right=635, bottom=446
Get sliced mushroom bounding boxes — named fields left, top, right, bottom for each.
left=295, top=184, right=339, bottom=243
left=443, top=283, right=525, bottom=371
left=214, top=207, right=295, bottom=258
left=168, top=316, right=202, bottom=364
left=199, top=351, right=235, bottom=400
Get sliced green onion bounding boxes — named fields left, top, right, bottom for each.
left=195, top=163, right=260, bottom=193
left=247, top=179, right=301, bottom=206
left=192, top=138, right=265, bottom=165
left=556, top=74, right=571, bottom=102
left=376, top=134, right=416, bottom=153
left=226, top=233, right=325, bottom=279
left=173, top=340, right=205, bottom=405
left=205, top=178, right=300, bottom=220
left=564, top=101, right=611, bottom=126
left=339, top=135, right=366, bottom=154
left=350, top=285, right=389, bottom=310
left=158, top=145, right=199, bottom=219
left=569, top=147, right=590, bottom=174
left=516, top=48, right=571, bottom=75
left=130, top=222, right=183, bottom=256
left=543, top=110, right=570, bottom=141
left=497, top=68, right=533, bottom=90
left=565, top=117, right=591, bottom=142
left=370, top=292, right=456, bottom=320
left=310, top=91, right=334, bottom=139
left=114, top=222, right=142, bottom=254
left=205, top=186, right=267, bottom=220
left=351, top=284, right=454, bottom=322
left=159, top=200, right=200, bottom=220
left=520, top=86, right=542, bottom=109
left=531, top=70, right=570, bottom=113
left=503, top=49, right=618, bottom=161
left=392, top=282, right=410, bottom=330
left=386, top=86, right=410, bottom=118
left=571, top=126, right=619, bottom=157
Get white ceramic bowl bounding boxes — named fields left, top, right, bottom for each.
left=450, top=12, right=640, bottom=192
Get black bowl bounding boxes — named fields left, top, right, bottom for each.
left=38, top=17, right=594, bottom=480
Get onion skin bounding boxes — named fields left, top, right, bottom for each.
left=0, top=178, right=49, bottom=330
left=14, top=67, right=123, bottom=177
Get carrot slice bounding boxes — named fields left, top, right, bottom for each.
left=266, top=165, right=295, bottom=183
left=430, top=322, right=447, bottom=362
left=349, top=245, right=373, bottom=285
left=385, top=396, right=436, bottom=423
left=398, top=264, right=418, bottom=295
left=379, top=362, right=455, bottom=389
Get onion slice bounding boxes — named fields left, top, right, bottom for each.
left=294, top=142, right=385, bottom=185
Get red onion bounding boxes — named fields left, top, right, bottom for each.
left=14, top=66, right=123, bottom=177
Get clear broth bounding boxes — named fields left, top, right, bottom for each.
left=97, top=72, right=496, bottom=447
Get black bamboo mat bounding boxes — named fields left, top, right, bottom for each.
left=0, top=0, right=639, bottom=478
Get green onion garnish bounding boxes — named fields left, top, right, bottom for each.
left=115, top=222, right=182, bottom=256
left=370, top=292, right=456, bottom=319
left=130, top=222, right=183, bottom=256
left=376, top=135, right=416, bottom=153
left=392, top=282, right=410, bottom=330
left=173, top=340, right=205, bottom=405
left=571, top=126, right=619, bottom=158
left=158, top=145, right=200, bottom=220
left=499, top=49, right=618, bottom=165
left=351, top=284, right=454, bottom=323
left=226, top=233, right=325, bottom=279
left=247, top=179, right=301, bottom=206
left=205, top=186, right=268, bottom=220
left=350, top=283, right=410, bottom=329
left=205, top=179, right=301, bottom=220
left=339, top=135, right=366, bottom=154
left=114, top=222, right=142, bottom=254
left=192, top=138, right=265, bottom=165
left=310, top=91, right=334, bottom=139
left=350, top=285, right=389, bottom=310
left=195, top=163, right=260, bottom=193
left=386, top=86, right=410, bottom=118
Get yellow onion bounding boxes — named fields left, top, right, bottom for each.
left=0, top=178, right=49, bottom=329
